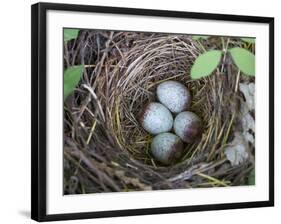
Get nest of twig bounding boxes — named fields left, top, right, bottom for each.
left=64, top=31, right=254, bottom=194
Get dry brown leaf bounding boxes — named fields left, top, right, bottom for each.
left=225, top=132, right=249, bottom=166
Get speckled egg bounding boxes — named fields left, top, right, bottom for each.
left=140, top=102, right=173, bottom=135
left=151, top=132, right=184, bottom=165
left=174, top=111, right=202, bottom=143
left=156, top=80, right=191, bottom=113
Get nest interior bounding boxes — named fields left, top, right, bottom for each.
left=64, top=31, right=254, bottom=194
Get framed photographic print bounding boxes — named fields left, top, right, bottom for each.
left=31, top=2, right=274, bottom=222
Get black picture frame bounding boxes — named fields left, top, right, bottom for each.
left=31, top=2, right=274, bottom=222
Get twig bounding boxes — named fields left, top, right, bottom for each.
left=235, top=70, right=241, bottom=92
left=220, top=37, right=230, bottom=74
left=82, top=84, right=105, bottom=122
left=197, top=172, right=229, bottom=187
left=86, top=120, right=97, bottom=145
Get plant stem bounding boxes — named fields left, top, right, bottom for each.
left=220, top=37, right=230, bottom=74
left=235, top=70, right=241, bottom=92
left=221, top=37, right=225, bottom=51
left=197, top=40, right=206, bottom=52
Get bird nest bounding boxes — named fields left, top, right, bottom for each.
left=64, top=31, right=254, bottom=194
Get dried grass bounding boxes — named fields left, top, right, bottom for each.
left=63, top=31, right=254, bottom=194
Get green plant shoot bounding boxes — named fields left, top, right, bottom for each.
left=64, top=28, right=80, bottom=42
left=64, top=65, right=84, bottom=100
left=229, top=47, right=255, bottom=76
left=191, top=50, right=222, bottom=79
left=241, top=38, right=255, bottom=44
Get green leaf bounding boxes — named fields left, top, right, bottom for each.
left=192, top=35, right=210, bottom=40
left=241, top=38, right=255, bottom=44
left=229, top=47, right=255, bottom=76
left=64, top=65, right=84, bottom=100
left=64, top=28, right=80, bottom=42
left=247, top=169, right=255, bottom=185
left=191, top=50, right=222, bottom=79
